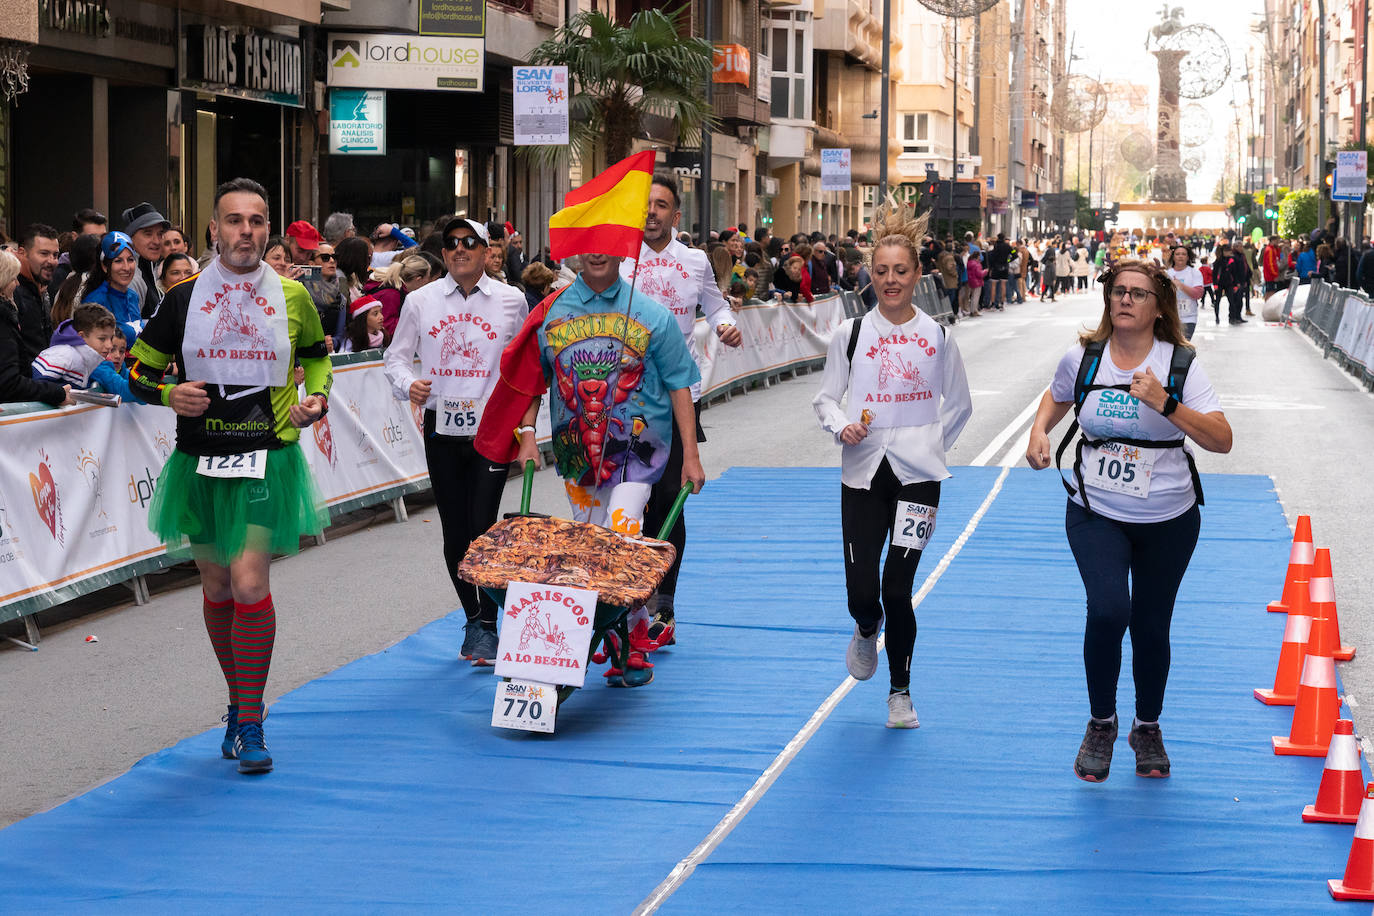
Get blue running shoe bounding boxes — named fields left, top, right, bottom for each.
left=460, top=618, right=483, bottom=660
left=235, top=721, right=273, bottom=774
left=220, top=705, right=239, bottom=759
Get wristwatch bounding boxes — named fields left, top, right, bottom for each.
left=1160, top=395, right=1178, bottom=417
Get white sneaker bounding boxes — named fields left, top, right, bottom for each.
left=845, top=616, right=882, bottom=681
left=886, top=692, right=919, bottom=729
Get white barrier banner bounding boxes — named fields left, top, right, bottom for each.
left=0, top=403, right=177, bottom=612
left=694, top=294, right=849, bottom=400
left=300, top=360, right=430, bottom=507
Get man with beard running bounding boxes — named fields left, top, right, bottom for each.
left=620, top=174, right=742, bottom=649
left=128, top=178, right=331, bottom=774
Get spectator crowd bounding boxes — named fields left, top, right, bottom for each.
left=3, top=193, right=1369, bottom=411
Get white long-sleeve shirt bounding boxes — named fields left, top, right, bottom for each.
left=813, top=310, right=973, bottom=489
left=623, top=238, right=737, bottom=401
left=383, top=272, right=528, bottom=410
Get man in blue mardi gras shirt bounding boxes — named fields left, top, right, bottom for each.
left=516, top=249, right=702, bottom=680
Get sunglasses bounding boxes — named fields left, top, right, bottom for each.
left=315, top=253, right=335, bottom=262
left=443, top=235, right=484, bottom=251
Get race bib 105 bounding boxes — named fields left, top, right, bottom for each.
left=1082, top=442, right=1156, bottom=498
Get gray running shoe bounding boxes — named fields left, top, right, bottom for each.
left=885, top=692, right=919, bottom=729
left=469, top=626, right=499, bottom=666
left=1074, top=718, right=1118, bottom=782
left=845, top=615, right=882, bottom=681
left=1128, top=723, right=1171, bottom=778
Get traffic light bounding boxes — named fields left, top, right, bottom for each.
left=1324, top=159, right=1336, bottom=197
left=1238, top=214, right=1248, bottom=225
left=1264, top=207, right=1277, bottom=219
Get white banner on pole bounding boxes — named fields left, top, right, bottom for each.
left=512, top=66, right=569, bottom=146
left=820, top=148, right=852, bottom=192
left=1334, top=151, right=1367, bottom=203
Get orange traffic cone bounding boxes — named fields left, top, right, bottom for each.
left=1268, top=515, right=1314, bottom=612
left=1304, top=719, right=1365, bottom=824
left=1329, top=783, right=1374, bottom=899
left=1274, top=595, right=1341, bottom=756
left=1309, top=548, right=1355, bottom=662
left=1254, top=585, right=1312, bottom=706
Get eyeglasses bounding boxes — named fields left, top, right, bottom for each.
left=1109, top=286, right=1156, bottom=304
left=443, top=235, right=484, bottom=251
left=315, top=253, right=335, bottom=262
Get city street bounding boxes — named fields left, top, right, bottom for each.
left=3, top=286, right=1371, bottom=831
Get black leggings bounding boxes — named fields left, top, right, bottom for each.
left=841, top=459, right=940, bottom=691
left=642, top=401, right=703, bottom=598
left=422, top=412, right=510, bottom=624
left=1065, top=500, right=1200, bottom=722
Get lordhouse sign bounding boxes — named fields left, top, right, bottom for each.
left=327, top=33, right=483, bottom=92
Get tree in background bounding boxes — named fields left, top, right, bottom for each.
left=526, top=9, right=714, bottom=167
left=1278, top=189, right=1318, bottom=239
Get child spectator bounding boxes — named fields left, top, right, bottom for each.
left=31, top=303, right=138, bottom=402
left=340, top=295, right=388, bottom=354
left=108, top=327, right=129, bottom=375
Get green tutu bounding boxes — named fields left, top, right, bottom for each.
left=148, top=444, right=329, bottom=566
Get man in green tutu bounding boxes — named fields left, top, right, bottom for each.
left=128, top=177, right=332, bottom=775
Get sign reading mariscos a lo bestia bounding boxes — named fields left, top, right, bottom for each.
left=327, top=33, right=484, bottom=92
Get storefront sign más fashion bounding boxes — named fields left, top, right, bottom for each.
left=327, top=33, right=484, bottom=93
left=182, top=24, right=304, bottom=108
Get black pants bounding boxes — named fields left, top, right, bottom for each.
left=1225, top=288, right=1244, bottom=322
left=422, top=411, right=510, bottom=624
left=1065, top=500, right=1200, bottom=722
left=841, top=459, right=940, bottom=691
left=642, top=401, right=703, bottom=599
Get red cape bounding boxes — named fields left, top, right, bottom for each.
left=474, top=286, right=569, bottom=463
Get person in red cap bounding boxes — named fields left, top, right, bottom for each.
left=285, top=221, right=322, bottom=265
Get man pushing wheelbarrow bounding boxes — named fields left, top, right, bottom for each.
left=468, top=151, right=705, bottom=688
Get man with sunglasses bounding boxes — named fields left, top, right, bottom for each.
left=385, top=217, right=529, bottom=665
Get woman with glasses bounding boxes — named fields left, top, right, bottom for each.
left=302, top=243, right=343, bottom=349
left=1025, top=259, right=1232, bottom=784
left=384, top=217, right=529, bottom=665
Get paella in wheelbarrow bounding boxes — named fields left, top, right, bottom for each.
left=457, top=462, right=690, bottom=731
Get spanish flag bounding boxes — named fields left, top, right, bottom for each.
left=548, top=150, right=655, bottom=260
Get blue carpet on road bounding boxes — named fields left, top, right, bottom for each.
left=0, top=467, right=1357, bottom=913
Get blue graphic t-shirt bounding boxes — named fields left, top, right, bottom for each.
left=539, top=274, right=700, bottom=487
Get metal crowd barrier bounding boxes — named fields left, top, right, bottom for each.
left=1296, top=279, right=1374, bottom=390
left=916, top=275, right=956, bottom=325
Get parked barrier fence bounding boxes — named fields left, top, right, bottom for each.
left=1299, top=280, right=1374, bottom=390
left=1, top=292, right=885, bottom=638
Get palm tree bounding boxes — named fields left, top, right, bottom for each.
left=526, top=8, right=715, bottom=166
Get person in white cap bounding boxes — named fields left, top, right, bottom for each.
left=620, top=173, right=743, bottom=649
left=384, top=217, right=528, bottom=665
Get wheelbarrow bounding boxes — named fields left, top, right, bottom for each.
left=456, top=461, right=691, bottom=710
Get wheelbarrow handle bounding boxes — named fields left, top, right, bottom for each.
left=520, top=459, right=536, bottom=515
left=654, top=483, right=693, bottom=541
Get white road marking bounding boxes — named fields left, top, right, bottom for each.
left=970, top=390, right=1046, bottom=467
left=633, top=466, right=1013, bottom=914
